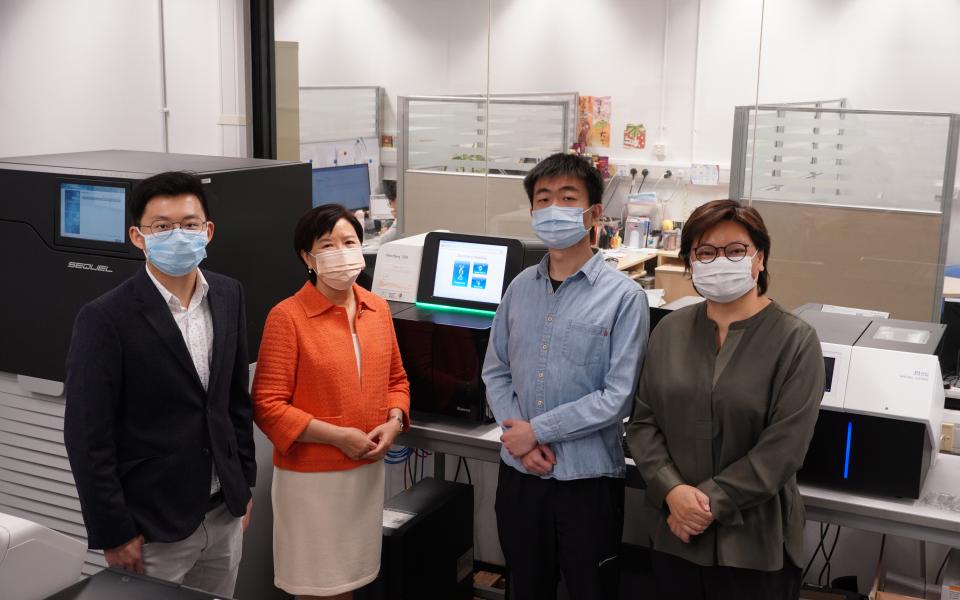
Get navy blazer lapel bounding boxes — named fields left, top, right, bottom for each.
left=133, top=268, right=205, bottom=390
left=205, top=273, right=229, bottom=396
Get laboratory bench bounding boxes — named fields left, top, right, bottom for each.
left=399, top=414, right=960, bottom=549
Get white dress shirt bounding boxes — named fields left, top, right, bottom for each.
left=146, top=267, right=220, bottom=495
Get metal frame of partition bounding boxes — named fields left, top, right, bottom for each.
left=397, top=94, right=573, bottom=235
left=297, top=85, right=382, bottom=144
left=763, top=98, right=848, bottom=108
left=729, top=104, right=960, bottom=319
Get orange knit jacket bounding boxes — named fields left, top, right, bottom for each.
left=252, top=282, right=410, bottom=472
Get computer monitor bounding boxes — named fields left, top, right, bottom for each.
left=312, top=163, right=371, bottom=210
left=940, top=298, right=960, bottom=378
left=57, top=181, right=128, bottom=247
left=416, top=232, right=526, bottom=314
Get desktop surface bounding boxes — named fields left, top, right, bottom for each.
left=45, top=568, right=230, bottom=600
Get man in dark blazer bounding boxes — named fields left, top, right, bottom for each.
left=64, top=171, right=256, bottom=597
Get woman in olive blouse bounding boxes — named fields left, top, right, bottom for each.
left=626, top=199, right=824, bottom=599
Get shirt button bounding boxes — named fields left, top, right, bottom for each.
left=537, top=400, right=544, bottom=407
left=201, top=447, right=210, bottom=456
left=541, top=344, right=548, bottom=351
left=546, top=315, right=554, bottom=322
left=537, top=371, right=544, bottom=379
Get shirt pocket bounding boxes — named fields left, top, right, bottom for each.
left=561, top=321, right=607, bottom=366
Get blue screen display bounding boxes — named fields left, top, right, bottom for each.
left=312, top=163, right=371, bottom=210
left=60, top=183, right=126, bottom=244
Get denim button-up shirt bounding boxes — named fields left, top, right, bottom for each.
left=482, top=251, right=649, bottom=480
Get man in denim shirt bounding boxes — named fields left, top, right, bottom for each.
left=483, top=153, right=649, bottom=600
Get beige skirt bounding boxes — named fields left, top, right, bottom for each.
left=271, top=461, right=385, bottom=596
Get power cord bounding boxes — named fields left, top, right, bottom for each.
left=936, top=550, right=950, bottom=585
left=802, top=523, right=843, bottom=586
left=818, top=525, right=842, bottom=587
left=802, top=523, right=830, bottom=581
left=630, top=168, right=650, bottom=193
left=454, top=457, right=474, bottom=485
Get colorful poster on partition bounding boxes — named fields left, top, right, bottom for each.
left=623, top=123, right=646, bottom=149
left=577, top=95, right=612, bottom=148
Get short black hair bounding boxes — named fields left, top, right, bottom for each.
left=130, top=171, right=211, bottom=224
left=294, top=203, right=363, bottom=283
left=680, top=199, right=772, bottom=295
left=382, top=180, right=397, bottom=201
left=523, top=153, right=603, bottom=206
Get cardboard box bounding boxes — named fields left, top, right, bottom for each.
left=942, top=584, right=960, bottom=600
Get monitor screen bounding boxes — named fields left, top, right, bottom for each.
left=432, top=240, right=509, bottom=306
left=59, top=182, right=126, bottom=244
left=824, top=356, right=836, bottom=393
left=312, top=163, right=370, bottom=210
left=416, top=232, right=526, bottom=313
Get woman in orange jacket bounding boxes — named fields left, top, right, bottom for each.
left=253, top=204, right=410, bottom=600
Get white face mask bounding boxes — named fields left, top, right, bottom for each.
left=311, top=247, right=365, bottom=290
left=691, top=253, right=758, bottom=303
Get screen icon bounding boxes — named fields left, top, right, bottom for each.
left=452, top=261, right=470, bottom=287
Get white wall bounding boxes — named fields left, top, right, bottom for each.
left=275, top=0, right=489, bottom=138
left=692, top=0, right=764, bottom=166
left=756, top=0, right=960, bottom=113
left=277, top=0, right=715, bottom=166
left=0, top=0, right=249, bottom=159
left=0, top=0, right=165, bottom=156
left=163, top=0, right=222, bottom=156
left=166, top=0, right=250, bottom=158
left=489, top=0, right=676, bottom=163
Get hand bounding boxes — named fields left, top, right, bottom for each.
left=362, top=419, right=403, bottom=461
left=104, top=534, right=145, bottom=574
left=242, top=499, right=253, bottom=532
left=501, top=419, right=538, bottom=458
left=335, top=427, right=378, bottom=460
left=665, top=485, right=714, bottom=535
left=520, top=444, right=557, bottom=476
left=667, top=514, right=693, bottom=543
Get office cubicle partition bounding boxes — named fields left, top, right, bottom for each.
left=397, top=94, right=575, bottom=236
left=730, top=105, right=960, bottom=321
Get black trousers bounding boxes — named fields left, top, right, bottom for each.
left=494, top=462, right=625, bottom=600
left=651, top=549, right=802, bottom=600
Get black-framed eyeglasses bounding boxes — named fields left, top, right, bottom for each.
left=693, top=242, right=752, bottom=263
left=139, top=219, right=208, bottom=240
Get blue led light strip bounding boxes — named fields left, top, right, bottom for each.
left=843, top=421, right=853, bottom=480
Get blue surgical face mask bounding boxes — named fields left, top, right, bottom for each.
left=531, top=205, right=591, bottom=249
left=140, top=228, right=209, bottom=277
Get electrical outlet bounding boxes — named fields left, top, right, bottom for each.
left=941, top=422, right=956, bottom=452
left=653, top=144, right=666, bottom=160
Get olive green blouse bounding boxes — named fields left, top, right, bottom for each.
left=626, top=300, right=824, bottom=571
